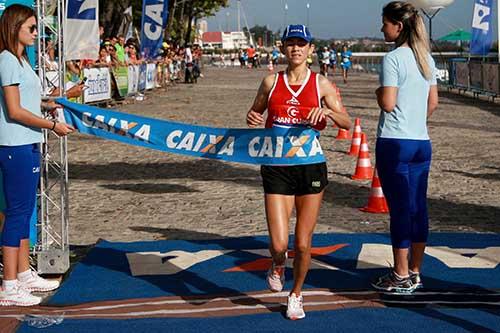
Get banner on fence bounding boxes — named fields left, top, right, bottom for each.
left=65, top=0, right=99, bottom=60
left=470, top=0, right=494, bottom=55
left=113, top=66, right=129, bottom=97
left=455, top=62, right=470, bottom=88
left=482, top=63, right=500, bottom=94
left=128, top=65, right=139, bottom=95
left=57, top=99, right=326, bottom=166
left=146, top=63, right=156, bottom=90
left=138, top=63, right=147, bottom=91
left=83, top=67, right=111, bottom=103
left=140, top=0, right=169, bottom=59
left=469, top=62, right=483, bottom=89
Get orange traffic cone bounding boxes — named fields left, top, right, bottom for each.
left=336, top=128, right=350, bottom=139
left=360, top=168, right=389, bottom=213
left=351, top=133, right=373, bottom=180
left=335, top=106, right=351, bottom=139
left=348, top=118, right=362, bottom=156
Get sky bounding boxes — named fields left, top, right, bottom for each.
left=205, top=0, right=499, bottom=40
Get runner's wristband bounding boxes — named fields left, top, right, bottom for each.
left=51, top=121, right=57, bottom=131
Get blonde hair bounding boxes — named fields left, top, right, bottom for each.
left=383, top=1, right=432, bottom=80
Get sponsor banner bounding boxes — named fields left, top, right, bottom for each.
left=128, top=65, right=139, bottom=95
left=113, top=66, right=129, bottom=97
left=57, top=99, right=326, bottom=166
left=138, top=63, right=147, bottom=91
left=140, top=0, right=169, bottom=59
left=482, top=63, right=500, bottom=94
left=470, top=0, right=494, bottom=55
left=455, top=62, right=470, bottom=88
left=65, top=0, right=99, bottom=60
left=83, top=67, right=111, bottom=103
left=469, top=62, right=483, bottom=90
left=146, top=63, right=156, bottom=90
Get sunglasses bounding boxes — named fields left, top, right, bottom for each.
left=28, top=24, right=37, bottom=33
left=285, top=39, right=309, bottom=47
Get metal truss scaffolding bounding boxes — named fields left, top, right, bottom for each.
left=35, top=0, right=70, bottom=274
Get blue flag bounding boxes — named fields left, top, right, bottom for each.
left=140, top=0, right=169, bottom=59
left=470, top=0, right=494, bottom=55
left=57, top=99, right=326, bottom=166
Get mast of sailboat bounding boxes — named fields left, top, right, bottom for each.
left=239, top=0, right=254, bottom=46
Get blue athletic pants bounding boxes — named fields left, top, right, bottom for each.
left=0, top=144, right=40, bottom=247
left=376, top=138, right=432, bottom=249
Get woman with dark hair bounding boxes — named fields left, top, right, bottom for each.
left=0, top=4, right=74, bottom=306
left=372, top=1, right=438, bottom=293
left=246, top=24, right=350, bottom=319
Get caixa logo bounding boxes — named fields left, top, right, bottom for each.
left=67, top=0, right=96, bottom=20
left=472, top=1, right=491, bottom=31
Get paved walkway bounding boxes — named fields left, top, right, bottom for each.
left=65, top=66, right=500, bottom=245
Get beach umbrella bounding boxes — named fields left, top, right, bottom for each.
left=409, top=0, right=455, bottom=15
left=438, top=29, right=472, bottom=42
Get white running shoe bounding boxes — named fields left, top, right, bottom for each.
left=286, top=293, right=305, bottom=320
left=266, top=262, right=285, bottom=292
left=18, top=271, right=60, bottom=292
left=0, top=286, right=42, bottom=307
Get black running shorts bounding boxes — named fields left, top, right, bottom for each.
left=260, top=162, right=328, bottom=195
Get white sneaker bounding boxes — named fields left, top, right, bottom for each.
left=0, top=286, right=42, bottom=307
left=286, top=293, right=305, bottom=320
left=266, top=262, right=285, bottom=292
left=18, top=271, right=60, bottom=292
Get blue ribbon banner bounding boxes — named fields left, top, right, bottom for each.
left=140, top=0, right=169, bottom=59
left=470, top=0, right=494, bottom=55
left=57, top=99, right=326, bottom=166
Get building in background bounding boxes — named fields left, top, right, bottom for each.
left=202, top=31, right=249, bottom=50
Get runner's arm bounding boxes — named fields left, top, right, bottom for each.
left=308, top=76, right=351, bottom=129
left=246, top=74, right=274, bottom=128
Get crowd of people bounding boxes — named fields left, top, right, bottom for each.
left=1, top=1, right=439, bottom=325
left=43, top=29, right=205, bottom=98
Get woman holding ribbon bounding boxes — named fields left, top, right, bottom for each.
left=246, top=24, right=351, bottom=320
left=0, top=4, right=74, bottom=306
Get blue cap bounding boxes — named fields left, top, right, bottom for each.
left=281, top=25, right=312, bottom=43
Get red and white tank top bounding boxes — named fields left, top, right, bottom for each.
left=266, top=69, right=326, bottom=131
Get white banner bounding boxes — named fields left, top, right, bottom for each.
left=65, top=0, right=99, bottom=60
left=146, top=63, right=156, bottom=90
left=83, top=67, right=111, bottom=103
left=128, top=65, right=139, bottom=95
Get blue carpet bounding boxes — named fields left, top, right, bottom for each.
left=48, top=233, right=500, bottom=305
left=17, top=308, right=500, bottom=333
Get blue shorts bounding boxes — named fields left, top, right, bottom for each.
left=376, top=138, right=432, bottom=249
left=0, top=144, right=40, bottom=247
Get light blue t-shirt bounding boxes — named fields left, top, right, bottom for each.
left=0, top=50, right=42, bottom=146
left=377, top=47, right=437, bottom=140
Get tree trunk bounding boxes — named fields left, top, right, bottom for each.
left=165, top=0, right=177, bottom=40
left=184, top=2, right=194, bottom=45
left=99, top=0, right=131, bottom=38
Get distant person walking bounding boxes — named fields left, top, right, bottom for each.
left=319, top=46, right=330, bottom=77
left=372, top=1, right=438, bottom=293
left=329, top=44, right=337, bottom=75
left=340, top=44, right=352, bottom=84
